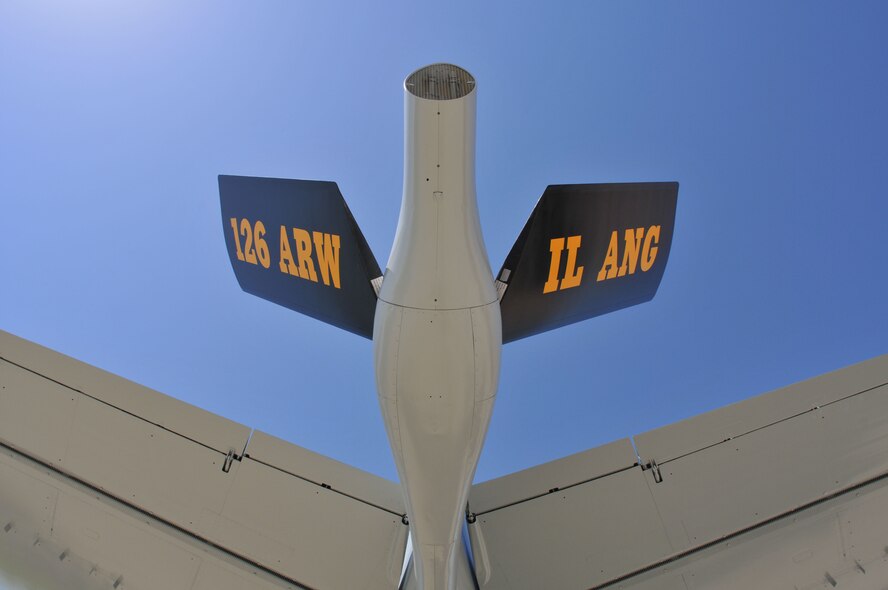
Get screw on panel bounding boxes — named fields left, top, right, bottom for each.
left=3, top=522, right=12, bottom=533
left=824, top=572, right=837, bottom=586
left=401, top=514, right=409, bottom=526
left=59, top=550, right=68, bottom=561
left=113, top=576, right=124, bottom=589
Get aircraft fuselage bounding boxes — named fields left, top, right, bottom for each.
left=374, top=64, right=500, bottom=590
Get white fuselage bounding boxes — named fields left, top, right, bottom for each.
left=374, top=65, right=500, bottom=590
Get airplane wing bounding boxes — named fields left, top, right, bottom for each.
left=467, top=354, right=888, bottom=589
left=0, top=330, right=408, bottom=590
left=4, top=331, right=886, bottom=590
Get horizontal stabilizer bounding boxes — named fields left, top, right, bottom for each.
left=467, top=354, right=888, bottom=589
left=0, top=330, right=408, bottom=590
left=219, top=175, right=382, bottom=338
left=498, top=182, right=678, bottom=342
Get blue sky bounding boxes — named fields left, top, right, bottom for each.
left=1, top=1, right=886, bottom=485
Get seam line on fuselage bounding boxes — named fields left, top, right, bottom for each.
left=471, top=463, right=638, bottom=517
left=435, top=99, right=441, bottom=307
left=375, top=298, right=499, bottom=312
left=0, top=357, right=237, bottom=459
left=245, top=455, right=405, bottom=518
left=650, top=380, right=888, bottom=467
left=1, top=356, right=405, bottom=517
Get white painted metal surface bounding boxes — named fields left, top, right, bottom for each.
left=0, top=329, right=250, bottom=455
left=0, top=346, right=240, bottom=533
left=246, top=430, right=405, bottom=515
left=0, top=444, right=301, bottom=590
left=640, top=383, right=888, bottom=556
left=469, top=438, right=637, bottom=515
left=467, top=457, right=672, bottom=589
left=467, top=354, right=888, bottom=589
left=210, top=456, right=407, bottom=589
left=374, top=64, right=501, bottom=590
left=0, top=329, right=408, bottom=590
left=633, top=354, right=888, bottom=463
left=380, top=63, right=495, bottom=311
left=400, top=541, right=476, bottom=590
left=621, top=475, right=888, bottom=590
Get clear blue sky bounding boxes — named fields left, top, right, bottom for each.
left=1, top=1, right=886, bottom=484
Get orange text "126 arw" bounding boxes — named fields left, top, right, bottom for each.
left=229, top=218, right=342, bottom=289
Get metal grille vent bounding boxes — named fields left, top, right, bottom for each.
left=405, top=63, right=475, bottom=100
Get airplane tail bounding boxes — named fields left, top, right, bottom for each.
left=219, top=175, right=382, bottom=338
left=497, top=182, right=678, bottom=343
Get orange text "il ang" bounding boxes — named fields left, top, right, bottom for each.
left=543, top=225, right=661, bottom=293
